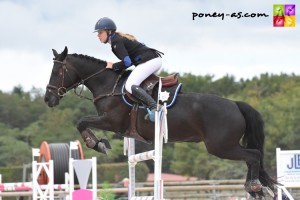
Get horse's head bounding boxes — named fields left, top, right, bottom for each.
left=44, top=46, right=81, bottom=107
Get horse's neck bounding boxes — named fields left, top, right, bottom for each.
left=69, top=57, right=105, bottom=78
left=70, top=58, right=120, bottom=97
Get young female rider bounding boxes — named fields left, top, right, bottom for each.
left=94, top=17, right=163, bottom=121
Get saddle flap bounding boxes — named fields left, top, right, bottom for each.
left=142, top=73, right=179, bottom=90
left=142, top=74, right=159, bottom=93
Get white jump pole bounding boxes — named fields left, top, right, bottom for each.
left=154, top=108, right=164, bottom=199
left=125, top=78, right=168, bottom=200
left=127, top=138, right=136, bottom=199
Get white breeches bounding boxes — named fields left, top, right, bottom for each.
left=125, top=57, right=162, bottom=93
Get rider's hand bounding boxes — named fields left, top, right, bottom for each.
left=106, top=62, right=113, bottom=69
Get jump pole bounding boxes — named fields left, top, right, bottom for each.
left=125, top=78, right=169, bottom=200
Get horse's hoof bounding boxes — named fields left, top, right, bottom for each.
left=100, top=138, right=112, bottom=149
left=85, top=137, right=97, bottom=148
left=251, top=184, right=262, bottom=192
left=93, top=142, right=108, bottom=154
left=244, top=179, right=263, bottom=193
left=250, top=179, right=262, bottom=192
left=81, top=129, right=99, bottom=148
left=254, top=195, right=264, bottom=200
left=244, top=180, right=252, bottom=192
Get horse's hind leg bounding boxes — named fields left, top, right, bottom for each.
left=205, top=143, right=262, bottom=192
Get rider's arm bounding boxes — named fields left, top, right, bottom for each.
left=111, top=39, right=133, bottom=71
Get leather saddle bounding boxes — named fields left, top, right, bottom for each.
left=126, top=73, right=179, bottom=102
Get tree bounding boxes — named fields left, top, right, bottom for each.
left=0, top=123, right=31, bottom=166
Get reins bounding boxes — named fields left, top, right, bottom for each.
left=92, top=72, right=124, bottom=103
left=47, top=59, right=125, bottom=103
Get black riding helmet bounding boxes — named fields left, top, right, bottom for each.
left=94, top=17, right=117, bottom=43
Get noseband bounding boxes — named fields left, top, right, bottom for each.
left=47, top=59, right=123, bottom=102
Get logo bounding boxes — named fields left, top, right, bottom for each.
left=273, top=4, right=296, bottom=27
left=287, top=154, right=300, bottom=170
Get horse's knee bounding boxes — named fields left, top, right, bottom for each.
left=76, top=118, right=87, bottom=132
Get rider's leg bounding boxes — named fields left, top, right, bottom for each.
left=125, top=57, right=162, bottom=93
left=131, top=85, right=160, bottom=122
left=125, top=57, right=162, bottom=114
left=131, top=85, right=156, bottom=110
left=126, top=57, right=162, bottom=121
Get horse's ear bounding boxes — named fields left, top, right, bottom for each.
left=61, top=46, right=68, bottom=58
left=52, top=49, right=59, bottom=58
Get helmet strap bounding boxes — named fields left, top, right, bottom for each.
left=105, top=30, right=114, bottom=44
left=104, top=30, right=109, bottom=43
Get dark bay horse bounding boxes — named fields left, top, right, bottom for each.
left=44, top=47, right=276, bottom=197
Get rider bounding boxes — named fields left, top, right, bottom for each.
left=94, top=17, right=163, bottom=121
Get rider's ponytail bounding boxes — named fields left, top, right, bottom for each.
left=116, top=32, right=137, bottom=41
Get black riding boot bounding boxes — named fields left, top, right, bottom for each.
left=131, top=85, right=156, bottom=110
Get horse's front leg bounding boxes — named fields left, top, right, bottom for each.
left=76, top=113, right=113, bottom=154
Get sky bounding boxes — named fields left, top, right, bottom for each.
left=0, top=0, right=299, bottom=92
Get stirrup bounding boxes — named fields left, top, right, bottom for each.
left=145, top=106, right=162, bottom=122
left=146, top=108, right=155, bottom=122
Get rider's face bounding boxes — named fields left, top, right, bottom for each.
left=97, top=30, right=107, bottom=43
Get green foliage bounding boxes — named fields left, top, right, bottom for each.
left=0, top=165, right=23, bottom=182
left=0, top=89, right=47, bottom=129
left=0, top=123, right=31, bottom=166
left=170, top=142, right=247, bottom=179
left=166, top=71, right=241, bottom=96
left=98, top=182, right=116, bottom=200
left=57, top=90, right=96, bottom=117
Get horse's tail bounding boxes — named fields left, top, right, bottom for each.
left=235, top=101, right=277, bottom=190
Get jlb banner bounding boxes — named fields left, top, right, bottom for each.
left=276, top=148, right=300, bottom=187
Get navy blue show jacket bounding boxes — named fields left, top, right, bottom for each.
left=110, top=33, right=161, bottom=71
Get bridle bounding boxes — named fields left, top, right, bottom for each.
left=46, top=59, right=124, bottom=103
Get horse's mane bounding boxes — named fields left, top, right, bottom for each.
left=70, top=53, right=107, bottom=66
left=70, top=53, right=132, bottom=78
